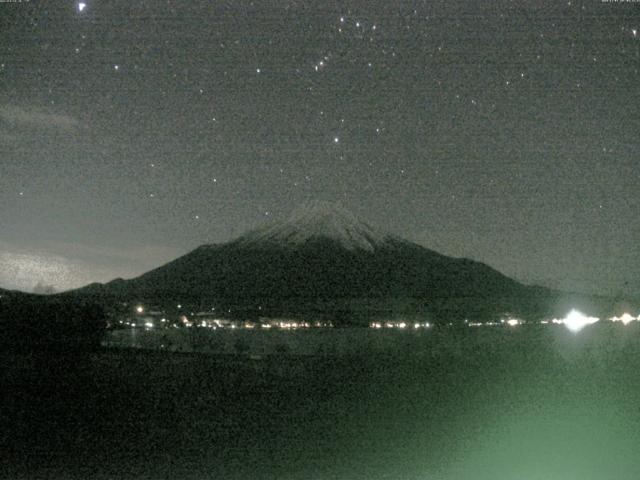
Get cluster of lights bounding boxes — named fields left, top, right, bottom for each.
left=610, top=313, right=639, bottom=325
left=552, top=309, right=600, bottom=333
left=369, top=322, right=431, bottom=329
left=468, top=321, right=503, bottom=327
left=127, top=312, right=335, bottom=330
left=126, top=305, right=638, bottom=334
left=313, top=55, right=331, bottom=72
left=273, top=321, right=308, bottom=329
left=266, top=321, right=332, bottom=329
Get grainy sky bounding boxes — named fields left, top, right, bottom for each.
left=0, top=0, right=638, bottom=295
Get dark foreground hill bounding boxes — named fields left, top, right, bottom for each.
left=0, top=290, right=106, bottom=352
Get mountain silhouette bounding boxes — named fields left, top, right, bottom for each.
left=67, top=201, right=613, bottom=324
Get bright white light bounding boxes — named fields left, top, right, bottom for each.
left=563, top=309, right=599, bottom=332
left=136, top=305, right=144, bottom=314
left=621, top=313, right=635, bottom=325
left=78, top=2, right=86, bottom=12
left=144, top=322, right=153, bottom=328
left=398, top=322, right=406, bottom=329
left=333, top=136, right=339, bottom=143
left=506, top=318, right=519, bottom=327
left=612, top=313, right=636, bottom=325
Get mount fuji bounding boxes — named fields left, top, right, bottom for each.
left=237, top=201, right=394, bottom=252
left=68, top=201, right=599, bottom=323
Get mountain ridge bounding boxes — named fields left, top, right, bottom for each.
left=63, top=202, right=625, bottom=323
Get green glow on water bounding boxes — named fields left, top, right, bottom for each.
left=6, top=323, right=640, bottom=479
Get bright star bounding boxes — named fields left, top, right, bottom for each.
left=78, top=2, right=86, bottom=12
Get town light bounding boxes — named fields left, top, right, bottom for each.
left=563, top=309, right=599, bottom=333
left=611, top=313, right=636, bottom=325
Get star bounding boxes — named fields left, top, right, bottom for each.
left=78, top=2, right=86, bottom=13
left=333, top=136, right=339, bottom=143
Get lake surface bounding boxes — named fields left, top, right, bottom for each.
left=3, top=323, right=640, bottom=479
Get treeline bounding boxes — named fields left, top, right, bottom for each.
left=0, top=295, right=106, bottom=353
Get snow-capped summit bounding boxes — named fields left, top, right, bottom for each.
left=237, top=200, right=392, bottom=251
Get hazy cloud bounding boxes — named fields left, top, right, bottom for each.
left=0, top=105, right=81, bottom=132
left=0, top=241, right=183, bottom=293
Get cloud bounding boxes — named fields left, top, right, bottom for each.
left=0, top=105, right=81, bottom=132
left=0, top=241, right=184, bottom=293
left=0, top=250, right=90, bottom=292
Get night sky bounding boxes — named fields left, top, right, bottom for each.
left=1, top=0, right=638, bottom=295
